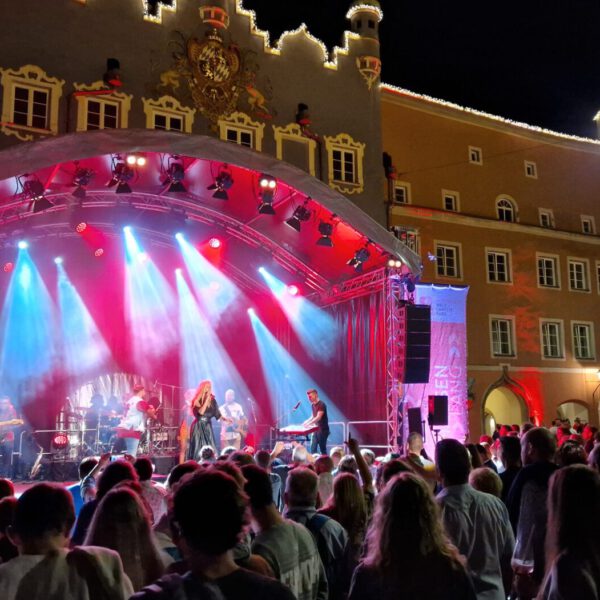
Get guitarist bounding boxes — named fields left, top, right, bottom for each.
left=219, top=389, right=246, bottom=450
left=0, top=396, right=20, bottom=477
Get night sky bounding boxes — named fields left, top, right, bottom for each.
left=242, top=0, right=600, bottom=138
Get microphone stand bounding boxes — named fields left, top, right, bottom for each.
left=270, top=402, right=301, bottom=449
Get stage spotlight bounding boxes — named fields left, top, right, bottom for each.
left=347, top=246, right=371, bottom=273
left=162, top=159, right=187, bottom=193
left=175, top=232, right=185, bottom=242
left=286, top=201, right=312, bottom=232
left=54, top=257, right=63, bottom=265
left=387, top=257, right=402, bottom=268
left=94, top=248, right=104, bottom=258
left=3, top=262, right=13, bottom=273
left=18, top=240, right=28, bottom=250
left=125, top=154, right=146, bottom=167
left=72, top=167, right=95, bottom=200
left=51, top=432, right=69, bottom=450
left=108, top=160, right=135, bottom=194
left=207, top=166, right=234, bottom=200
left=208, top=237, right=222, bottom=249
left=126, top=155, right=137, bottom=166
left=247, top=307, right=255, bottom=316
left=258, top=266, right=266, bottom=275
left=286, top=284, right=299, bottom=296
left=123, top=226, right=132, bottom=233
left=175, top=267, right=182, bottom=275
left=76, top=222, right=87, bottom=234
left=316, top=221, right=334, bottom=247
left=257, top=173, right=277, bottom=215
left=21, top=176, right=54, bottom=212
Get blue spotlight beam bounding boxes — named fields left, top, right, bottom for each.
left=176, top=234, right=240, bottom=322
left=258, top=268, right=339, bottom=361
left=56, top=263, right=112, bottom=378
left=0, top=249, right=56, bottom=402
left=176, top=270, right=252, bottom=404
left=248, top=310, right=346, bottom=429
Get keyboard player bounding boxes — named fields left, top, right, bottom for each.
left=302, top=388, right=329, bottom=455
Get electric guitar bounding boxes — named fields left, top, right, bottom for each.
left=0, top=418, right=24, bottom=442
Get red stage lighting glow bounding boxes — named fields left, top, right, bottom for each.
left=208, top=237, right=222, bottom=249
left=286, top=284, right=299, bottom=296
left=94, top=248, right=104, bottom=257
left=76, top=222, right=87, bottom=233
left=3, top=262, right=13, bottom=273
left=52, top=432, right=69, bottom=450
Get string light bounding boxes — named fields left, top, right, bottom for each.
left=381, top=83, right=600, bottom=147
left=143, top=0, right=177, bottom=24
left=346, top=3, right=384, bottom=22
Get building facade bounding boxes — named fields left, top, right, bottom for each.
left=382, top=86, right=600, bottom=435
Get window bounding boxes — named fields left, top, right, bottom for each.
left=324, top=133, right=365, bottom=195
left=74, top=81, right=132, bottom=132
left=390, top=226, right=420, bottom=253
left=435, top=242, right=461, bottom=278
left=496, top=198, right=517, bottom=222
left=572, top=322, right=595, bottom=360
left=468, top=146, right=482, bottom=165
left=524, top=161, right=538, bottom=178
left=490, top=317, right=516, bottom=357
left=143, top=96, right=195, bottom=133
left=539, top=208, right=554, bottom=229
left=442, top=190, right=459, bottom=212
left=541, top=320, right=564, bottom=359
left=0, top=64, right=65, bottom=140
left=581, top=215, right=596, bottom=235
left=486, top=249, right=511, bottom=283
left=568, top=258, right=590, bottom=292
left=537, top=254, right=560, bottom=289
left=218, top=111, right=265, bottom=151
left=393, top=182, right=411, bottom=204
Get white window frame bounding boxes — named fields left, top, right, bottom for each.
left=489, top=315, right=517, bottom=358
left=84, top=97, right=120, bottom=130
left=496, top=196, right=518, bottom=223
left=393, top=181, right=411, bottom=205
left=73, top=81, right=132, bottom=132
left=486, top=248, right=512, bottom=284
left=568, top=257, right=591, bottom=293
left=142, top=95, right=195, bottom=133
left=536, top=253, right=561, bottom=290
left=324, top=133, right=365, bottom=195
left=434, top=241, right=462, bottom=279
left=0, top=64, right=65, bottom=141
left=538, top=208, right=555, bottom=229
left=524, top=160, right=538, bottom=179
left=540, top=319, right=565, bottom=360
left=218, top=111, right=265, bottom=152
left=581, top=215, right=596, bottom=235
left=442, top=189, right=460, bottom=212
left=468, top=146, right=483, bottom=165
left=571, top=321, right=596, bottom=361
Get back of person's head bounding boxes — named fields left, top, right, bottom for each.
left=465, top=443, right=483, bottom=469
left=522, top=427, right=556, bottom=465
left=174, top=470, right=248, bottom=555
left=200, top=445, right=216, bottom=463
left=375, top=459, right=412, bottom=492
left=133, top=457, right=154, bottom=482
left=212, top=460, right=245, bottom=489
left=0, top=497, right=17, bottom=563
left=469, top=467, right=502, bottom=498
left=85, top=486, right=163, bottom=590
left=329, top=446, right=343, bottom=465
left=166, top=461, right=201, bottom=491
left=436, top=439, right=471, bottom=486
left=365, top=472, right=461, bottom=574
left=97, top=459, right=138, bottom=499
left=360, top=448, right=376, bottom=465
left=476, top=443, right=490, bottom=462
left=407, top=432, right=424, bottom=454
left=556, top=426, right=571, bottom=443
left=221, top=446, right=237, bottom=457
left=15, top=483, right=74, bottom=542
left=241, top=464, right=274, bottom=510
left=546, top=465, right=600, bottom=567
left=556, top=440, right=587, bottom=467
left=0, top=478, right=14, bottom=500
left=229, top=450, right=254, bottom=467
left=337, top=454, right=358, bottom=474
left=292, top=445, right=309, bottom=464
left=325, top=472, right=366, bottom=539
left=511, top=424, right=520, bottom=433
left=521, top=422, right=534, bottom=436
left=254, top=450, right=271, bottom=470
left=285, top=467, right=319, bottom=508
left=78, top=457, right=98, bottom=482
left=314, top=455, right=334, bottom=475
left=499, top=435, right=521, bottom=468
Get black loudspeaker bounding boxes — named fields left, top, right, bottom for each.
left=152, top=454, right=178, bottom=475
left=428, top=395, right=448, bottom=427
left=407, top=407, right=423, bottom=436
left=400, top=304, right=431, bottom=383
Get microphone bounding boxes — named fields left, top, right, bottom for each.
left=292, top=401, right=301, bottom=411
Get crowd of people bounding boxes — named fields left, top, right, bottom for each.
left=0, top=417, right=598, bottom=599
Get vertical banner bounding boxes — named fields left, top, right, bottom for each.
left=403, top=284, right=469, bottom=455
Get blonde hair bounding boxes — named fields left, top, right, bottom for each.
left=190, top=380, right=212, bottom=414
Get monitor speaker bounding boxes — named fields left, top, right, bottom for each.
left=428, top=395, right=448, bottom=427
left=407, top=407, right=423, bottom=436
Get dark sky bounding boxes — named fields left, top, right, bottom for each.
left=243, top=0, right=600, bottom=138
